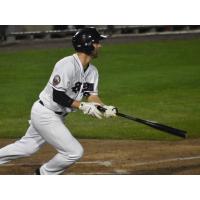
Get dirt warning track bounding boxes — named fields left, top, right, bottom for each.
left=0, top=138, right=200, bottom=175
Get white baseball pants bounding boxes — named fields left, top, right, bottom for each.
left=0, top=101, right=84, bottom=175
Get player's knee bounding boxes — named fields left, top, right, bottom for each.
left=75, top=145, right=84, bottom=160
left=71, top=145, right=84, bottom=160
left=63, top=144, right=84, bottom=161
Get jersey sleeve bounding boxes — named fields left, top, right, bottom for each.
left=49, top=60, right=74, bottom=92
left=84, top=66, right=99, bottom=96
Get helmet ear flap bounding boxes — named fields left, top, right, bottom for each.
left=85, top=42, right=95, bottom=54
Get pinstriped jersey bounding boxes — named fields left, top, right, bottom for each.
left=39, top=53, right=99, bottom=114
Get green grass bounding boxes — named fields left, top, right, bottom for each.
left=0, top=39, right=200, bottom=140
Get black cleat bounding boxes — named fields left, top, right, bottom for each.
left=34, top=168, right=41, bottom=175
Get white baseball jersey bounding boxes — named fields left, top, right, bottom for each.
left=39, top=53, right=99, bottom=114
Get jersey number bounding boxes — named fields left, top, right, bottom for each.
left=71, top=82, right=94, bottom=96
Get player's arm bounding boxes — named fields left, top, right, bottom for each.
left=53, top=89, right=102, bottom=119
left=53, top=89, right=116, bottom=118
left=53, top=90, right=103, bottom=109
left=52, top=88, right=79, bottom=108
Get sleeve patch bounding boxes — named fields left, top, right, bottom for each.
left=53, top=75, right=61, bottom=86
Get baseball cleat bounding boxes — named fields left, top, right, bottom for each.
left=34, top=168, right=41, bottom=175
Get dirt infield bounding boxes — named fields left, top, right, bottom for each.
left=0, top=138, right=200, bottom=175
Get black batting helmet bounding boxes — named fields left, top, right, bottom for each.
left=72, top=27, right=107, bottom=55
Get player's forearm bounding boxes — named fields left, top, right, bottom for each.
left=87, top=95, right=104, bottom=105
left=71, top=95, right=104, bottom=109
left=71, top=100, right=81, bottom=109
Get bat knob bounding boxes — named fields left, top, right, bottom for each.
left=114, top=107, right=119, bottom=114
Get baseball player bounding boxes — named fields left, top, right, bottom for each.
left=0, top=27, right=117, bottom=175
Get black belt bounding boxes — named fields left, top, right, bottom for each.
left=39, top=100, right=66, bottom=116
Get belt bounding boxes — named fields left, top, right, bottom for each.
left=39, top=100, right=65, bottom=116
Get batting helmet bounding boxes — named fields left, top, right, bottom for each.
left=72, top=27, right=107, bottom=55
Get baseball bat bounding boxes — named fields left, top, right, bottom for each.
left=97, top=106, right=187, bottom=139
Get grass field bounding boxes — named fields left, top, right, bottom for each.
left=0, top=38, right=199, bottom=140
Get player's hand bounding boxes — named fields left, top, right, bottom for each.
left=79, top=102, right=103, bottom=119
left=102, top=105, right=117, bottom=118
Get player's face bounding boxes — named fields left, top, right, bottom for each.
left=91, top=43, right=102, bottom=58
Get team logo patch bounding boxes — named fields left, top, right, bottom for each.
left=53, top=75, right=61, bottom=86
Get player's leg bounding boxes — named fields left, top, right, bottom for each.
left=0, top=123, right=45, bottom=165
left=37, top=120, right=83, bottom=175
left=31, top=109, right=83, bottom=174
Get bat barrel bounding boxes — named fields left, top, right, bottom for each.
left=117, top=112, right=187, bottom=139
left=97, top=106, right=187, bottom=139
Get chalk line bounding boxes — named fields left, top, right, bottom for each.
left=0, top=160, right=112, bottom=167
left=1, top=155, right=200, bottom=168
left=130, top=155, right=200, bottom=167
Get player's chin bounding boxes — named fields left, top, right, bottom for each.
left=91, top=51, right=99, bottom=58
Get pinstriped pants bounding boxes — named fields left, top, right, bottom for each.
left=0, top=100, right=84, bottom=175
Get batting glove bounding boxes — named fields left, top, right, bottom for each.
left=79, top=102, right=103, bottom=119
left=102, top=105, right=117, bottom=118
